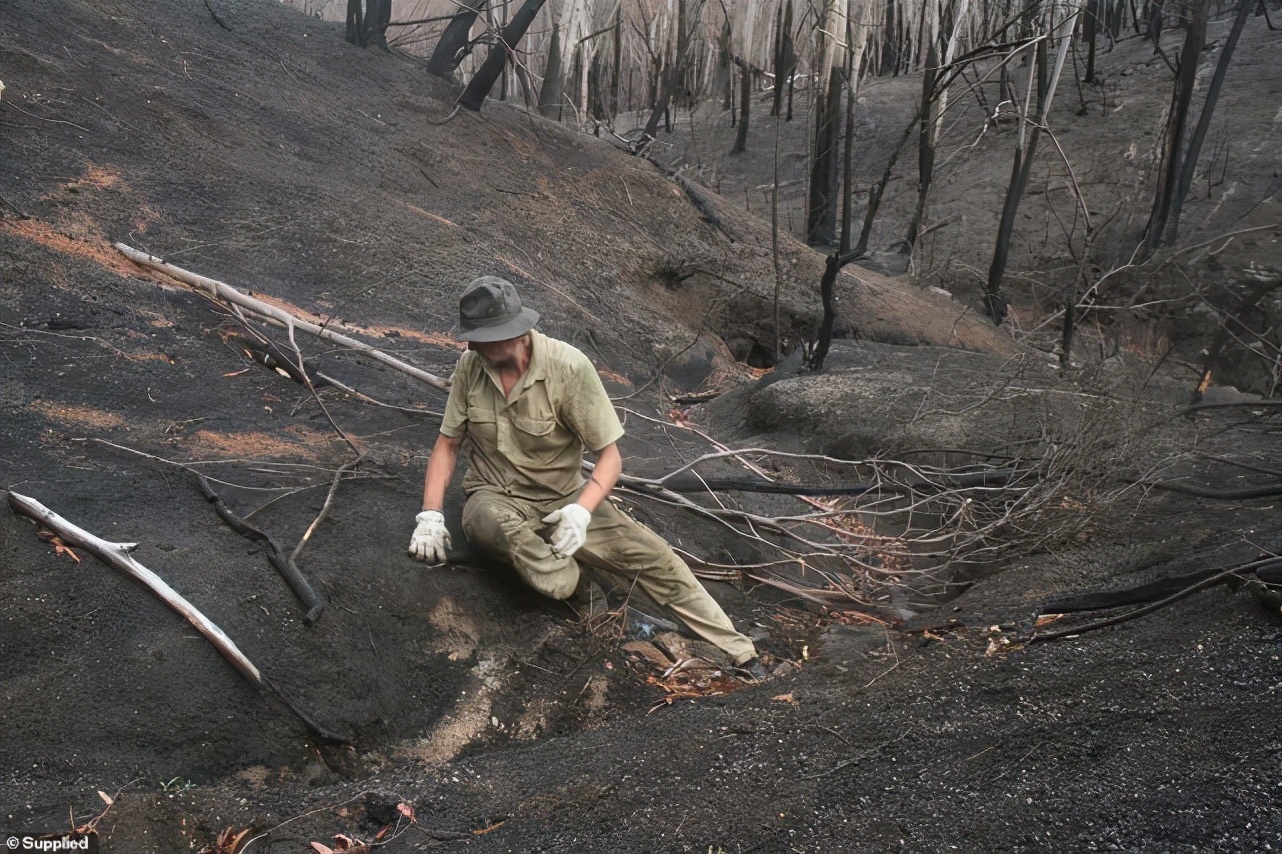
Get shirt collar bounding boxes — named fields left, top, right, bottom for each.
left=520, top=329, right=548, bottom=389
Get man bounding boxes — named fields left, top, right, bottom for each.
left=409, top=276, right=761, bottom=671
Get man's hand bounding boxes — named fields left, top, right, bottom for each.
left=541, top=503, right=592, bottom=558
left=409, top=510, right=451, bottom=564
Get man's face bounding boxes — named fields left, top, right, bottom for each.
left=468, top=337, right=523, bottom=371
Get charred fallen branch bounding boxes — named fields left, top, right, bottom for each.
left=6, top=490, right=347, bottom=742
left=1144, top=480, right=1282, bottom=500
left=194, top=474, right=327, bottom=625
left=1040, top=566, right=1233, bottom=613
left=1029, top=556, right=1281, bottom=643
left=79, top=438, right=386, bottom=624
left=220, top=325, right=440, bottom=417
left=652, top=467, right=1020, bottom=496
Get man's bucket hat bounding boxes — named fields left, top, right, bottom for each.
left=452, top=276, right=540, bottom=342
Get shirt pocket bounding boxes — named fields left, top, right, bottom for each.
left=510, top=413, right=563, bottom=461
left=466, top=404, right=498, bottom=446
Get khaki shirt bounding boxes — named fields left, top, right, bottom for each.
left=440, top=330, right=625, bottom=501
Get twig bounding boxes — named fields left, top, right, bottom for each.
left=238, top=791, right=378, bottom=853
left=800, top=728, right=914, bottom=779
left=284, top=314, right=362, bottom=458
left=5, top=101, right=91, bottom=132
left=79, top=437, right=329, bottom=622
left=1141, top=480, right=1281, bottom=500
left=292, top=454, right=365, bottom=563
left=315, top=370, right=442, bottom=417
left=0, top=190, right=30, bottom=219
left=203, top=0, right=231, bottom=31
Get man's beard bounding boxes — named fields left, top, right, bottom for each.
left=482, top=354, right=518, bottom=372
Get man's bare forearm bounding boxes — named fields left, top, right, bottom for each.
left=578, top=442, right=622, bottom=513
left=422, top=433, right=462, bottom=512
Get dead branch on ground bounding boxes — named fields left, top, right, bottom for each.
left=1029, top=557, right=1279, bottom=642
left=604, top=409, right=1127, bottom=608
left=194, top=473, right=327, bottom=624
left=79, top=438, right=389, bottom=623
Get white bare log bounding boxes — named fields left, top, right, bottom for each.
left=114, top=243, right=449, bottom=391
left=7, top=490, right=264, bottom=684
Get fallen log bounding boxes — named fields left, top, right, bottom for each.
left=1028, top=557, right=1280, bottom=643
left=1039, top=566, right=1229, bottom=614
left=1144, top=479, right=1282, bottom=500
left=6, top=490, right=347, bottom=743
left=630, top=467, right=1022, bottom=497
left=114, top=242, right=449, bottom=392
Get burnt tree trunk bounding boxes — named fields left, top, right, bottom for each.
left=345, top=0, right=365, bottom=46
left=985, top=37, right=1050, bottom=323
left=854, top=109, right=918, bottom=258
left=718, top=20, right=733, bottom=111
left=810, top=252, right=842, bottom=371
left=610, top=8, right=622, bottom=121
left=644, top=0, right=687, bottom=141
left=428, top=0, right=486, bottom=78
left=839, top=23, right=858, bottom=256
left=1143, top=0, right=1208, bottom=255
left=643, top=63, right=673, bottom=140
left=513, top=51, right=536, bottom=108
left=880, top=0, right=898, bottom=74
left=771, top=1, right=796, bottom=118
left=731, top=58, right=752, bottom=154
left=537, top=22, right=563, bottom=118
left=363, top=0, right=392, bottom=50
left=458, top=0, right=547, bottom=112
left=905, top=42, right=939, bottom=249
left=1084, top=0, right=1098, bottom=82
left=1163, top=0, right=1251, bottom=246
left=839, top=93, right=856, bottom=255
left=786, top=64, right=796, bottom=120
left=806, top=65, right=844, bottom=245
left=1146, top=0, right=1165, bottom=46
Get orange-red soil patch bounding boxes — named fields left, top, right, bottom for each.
left=186, top=428, right=332, bottom=460
left=0, top=219, right=165, bottom=282
left=30, top=401, right=127, bottom=429
left=597, top=368, right=632, bottom=387
left=389, top=197, right=458, bottom=228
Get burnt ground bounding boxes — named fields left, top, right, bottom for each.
left=1, top=2, right=1279, bottom=852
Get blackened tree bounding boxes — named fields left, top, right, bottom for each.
left=427, top=0, right=487, bottom=79
left=458, top=0, right=549, bottom=112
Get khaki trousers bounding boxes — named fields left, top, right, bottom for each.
left=461, top=490, right=757, bottom=664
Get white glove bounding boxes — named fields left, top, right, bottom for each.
left=408, top=510, right=451, bottom=564
left=541, top=503, right=592, bottom=558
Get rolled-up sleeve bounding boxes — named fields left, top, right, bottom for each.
left=560, top=353, right=624, bottom=452
left=439, top=359, right=472, bottom=438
